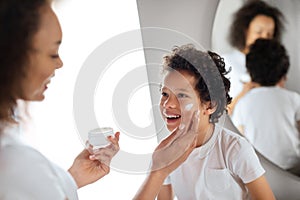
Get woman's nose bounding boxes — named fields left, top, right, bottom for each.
left=56, top=57, right=63, bottom=69
left=260, top=32, right=271, bottom=39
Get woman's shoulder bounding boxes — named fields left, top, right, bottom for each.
left=0, top=142, right=76, bottom=199
left=1, top=140, right=45, bottom=160
left=0, top=142, right=52, bottom=180
left=222, top=49, right=244, bottom=62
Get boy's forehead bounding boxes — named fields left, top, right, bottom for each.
left=162, top=70, right=196, bottom=91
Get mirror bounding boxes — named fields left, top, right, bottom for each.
left=211, top=1, right=300, bottom=198
left=137, top=0, right=300, bottom=199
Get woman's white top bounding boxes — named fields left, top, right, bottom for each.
left=163, top=125, right=264, bottom=200
left=232, top=86, right=300, bottom=170
left=0, top=124, right=78, bottom=200
left=222, top=49, right=250, bottom=98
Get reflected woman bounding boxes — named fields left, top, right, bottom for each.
left=223, top=0, right=285, bottom=114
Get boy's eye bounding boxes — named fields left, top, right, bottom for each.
left=161, top=91, right=168, bottom=97
left=177, top=93, right=188, bottom=98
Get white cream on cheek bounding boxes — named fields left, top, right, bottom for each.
left=184, top=103, right=193, bottom=111
left=179, top=103, right=194, bottom=130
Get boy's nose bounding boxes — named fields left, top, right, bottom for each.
left=164, top=95, right=178, bottom=108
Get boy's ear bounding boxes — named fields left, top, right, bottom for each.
left=203, top=101, right=217, bottom=115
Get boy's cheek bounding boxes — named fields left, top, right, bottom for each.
left=180, top=103, right=196, bottom=122
left=180, top=101, right=198, bottom=113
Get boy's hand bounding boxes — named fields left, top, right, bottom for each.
left=151, top=111, right=199, bottom=175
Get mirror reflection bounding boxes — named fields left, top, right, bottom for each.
left=212, top=0, right=300, bottom=171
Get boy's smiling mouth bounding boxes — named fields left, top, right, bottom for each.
left=163, top=112, right=182, bottom=129
left=166, top=114, right=181, bottom=120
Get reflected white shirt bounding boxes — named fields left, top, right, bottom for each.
left=222, top=49, right=250, bottom=98
left=232, top=86, right=300, bottom=169
left=0, top=124, right=78, bottom=200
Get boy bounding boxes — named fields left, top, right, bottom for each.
left=157, top=44, right=274, bottom=199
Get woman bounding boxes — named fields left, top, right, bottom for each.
left=0, top=0, right=119, bottom=199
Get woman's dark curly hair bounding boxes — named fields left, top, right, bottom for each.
left=246, top=39, right=289, bottom=86
left=229, top=0, right=285, bottom=51
left=0, top=0, right=48, bottom=123
left=162, top=44, right=232, bottom=123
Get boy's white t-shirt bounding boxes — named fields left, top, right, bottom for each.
left=232, top=86, right=300, bottom=170
left=163, top=124, right=264, bottom=200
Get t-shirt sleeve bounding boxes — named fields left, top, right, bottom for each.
left=229, top=137, right=265, bottom=184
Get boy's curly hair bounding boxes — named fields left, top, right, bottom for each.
left=246, top=39, right=289, bottom=86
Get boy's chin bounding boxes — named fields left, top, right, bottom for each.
left=167, top=125, right=178, bottom=132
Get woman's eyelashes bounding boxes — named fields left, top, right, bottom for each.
left=50, top=54, right=60, bottom=59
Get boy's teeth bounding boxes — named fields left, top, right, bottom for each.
left=167, top=115, right=180, bottom=119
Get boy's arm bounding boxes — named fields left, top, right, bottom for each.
left=134, top=111, right=198, bottom=200
left=134, top=140, right=195, bottom=200
left=246, top=175, right=275, bottom=200
left=157, top=185, right=174, bottom=200
left=134, top=171, right=167, bottom=200
left=134, top=129, right=197, bottom=200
